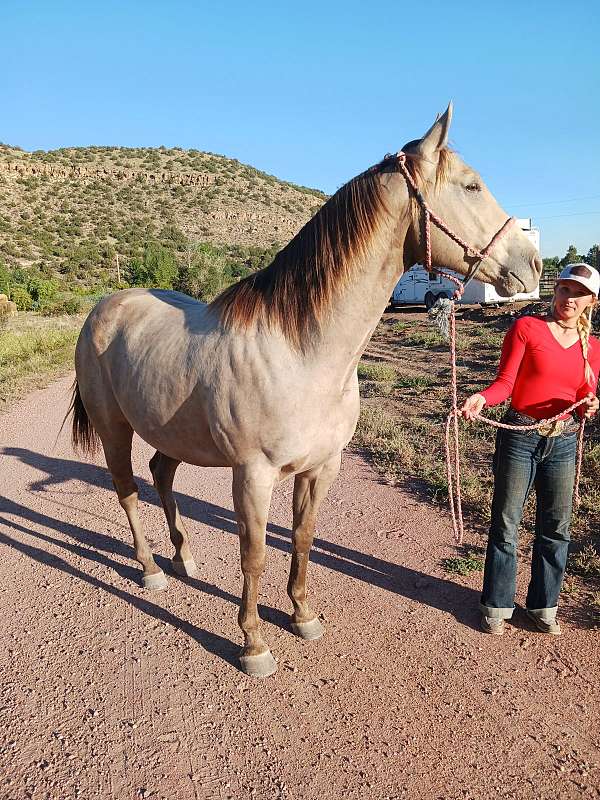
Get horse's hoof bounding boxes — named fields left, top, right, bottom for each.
left=142, top=571, right=168, bottom=591
left=172, top=558, right=198, bottom=578
left=291, top=617, right=325, bottom=641
left=239, top=650, right=278, bottom=678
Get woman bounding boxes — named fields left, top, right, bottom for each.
left=461, top=263, right=600, bottom=636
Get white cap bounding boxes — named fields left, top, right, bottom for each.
left=558, top=263, right=600, bottom=296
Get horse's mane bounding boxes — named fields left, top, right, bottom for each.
left=210, top=147, right=452, bottom=352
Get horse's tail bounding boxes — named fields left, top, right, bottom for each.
left=67, top=379, right=100, bottom=455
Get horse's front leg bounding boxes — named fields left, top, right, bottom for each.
left=232, top=464, right=277, bottom=678
left=288, top=452, right=341, bottom=640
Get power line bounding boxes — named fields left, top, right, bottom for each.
left=509, top=193, right=600, bottom=208
left=535, top=210, right=600, bottom=220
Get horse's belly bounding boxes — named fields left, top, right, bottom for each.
left=121, top=398, right=231, bottom=467
left=140, top=429, right=230, bottom=467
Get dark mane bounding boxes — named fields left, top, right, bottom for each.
left=210, top=149, right=451, bottom=351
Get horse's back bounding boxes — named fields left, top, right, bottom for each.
left=81, top=288, right=212, bottom=347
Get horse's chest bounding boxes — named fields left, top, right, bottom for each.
left=296, top=386, right=360, bottom=450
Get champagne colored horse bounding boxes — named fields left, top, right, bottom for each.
left=70, top=105, right=542, bottom=677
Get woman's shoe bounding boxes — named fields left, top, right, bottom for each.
left=525, top=610, right=561, bottom=635
left=481, top=615, right=505, bottom=635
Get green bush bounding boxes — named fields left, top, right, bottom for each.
left=175, top=247, right=232, bottom=302
left=125, top=242, right=178, bottom=289
left=27, top=276, right=58, bottom=306
left=40, top=296, right=82, bottom=316
left=10, top=286, right=34, bottom=311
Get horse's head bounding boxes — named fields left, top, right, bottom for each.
left=396, top=103, right=542, bottom=296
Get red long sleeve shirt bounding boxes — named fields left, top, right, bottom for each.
left=480, top=316, right=600, bottom=419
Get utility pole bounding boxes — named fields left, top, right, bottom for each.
left=115, top=253, right=121, bottom=284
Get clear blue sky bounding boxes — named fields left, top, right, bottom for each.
left=2, top=0, right=599, bottom=257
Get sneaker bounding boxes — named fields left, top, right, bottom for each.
left=525, top=610, right=561, bottom=636
left=481, top=615, right=505, bottom=635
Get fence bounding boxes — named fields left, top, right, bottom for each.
left=539, top=271, right=557, bottom=297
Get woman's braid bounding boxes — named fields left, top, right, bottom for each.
left=577, top=304, right=595, bottom=385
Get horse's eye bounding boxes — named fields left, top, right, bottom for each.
left=465, top=182, right=481, bottom=192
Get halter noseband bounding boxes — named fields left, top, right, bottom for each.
left=393, top=151, right=515, bottom=296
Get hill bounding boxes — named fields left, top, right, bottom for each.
left=0, top=143, right=327, bottom=288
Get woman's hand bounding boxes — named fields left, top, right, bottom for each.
left=460, top=393, right=486, bottom=421
left=583, top=392, right=599, bottom=419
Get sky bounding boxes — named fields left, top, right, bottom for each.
left=1, top=0, right=599, bottom=257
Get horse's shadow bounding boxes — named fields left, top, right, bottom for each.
left=0, top=515, right=240, bottom=668
left=0, top=446, right=484, bottom=668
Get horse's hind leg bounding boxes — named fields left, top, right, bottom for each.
left=102, top=428, right=168, bottom=591
left=149, top=452, right=198, bottom=577
left=288, top=452, right=341, bottom=640
left=232, top=463, right=277, bottom=678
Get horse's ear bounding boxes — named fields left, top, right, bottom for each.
left=416, top=102, right=453, bottom=162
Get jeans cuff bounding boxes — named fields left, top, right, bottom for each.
left=526, top=606, right=558, bottom=623
left=479, top=602, right=514, bottom=620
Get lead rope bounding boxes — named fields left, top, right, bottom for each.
left=443, top=300, right=587, bottom=544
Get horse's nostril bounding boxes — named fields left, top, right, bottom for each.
left=532, top=254, right=543, bottom=276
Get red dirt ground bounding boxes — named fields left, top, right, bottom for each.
left=0, top=375, right=598, bottom=800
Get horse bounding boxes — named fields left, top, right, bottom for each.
left=69, top=104, right=542, bottom=677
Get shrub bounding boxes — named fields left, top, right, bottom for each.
left=27, top=276, right=58, bottom=306
left=125, top=242, right=178, bottom=289
left=40, top=296, right=82, bottom=316
left=175, top=247, right=231, bottom=302
left=10, top=286, right=33, bottom=311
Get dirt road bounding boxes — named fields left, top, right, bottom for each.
left=0, top=375, right=598, bottom=800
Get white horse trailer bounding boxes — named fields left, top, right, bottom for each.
left=391, top=218, right=540, bottom=309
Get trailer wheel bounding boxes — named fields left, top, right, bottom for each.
left=424, top=291, right=435, bottom=310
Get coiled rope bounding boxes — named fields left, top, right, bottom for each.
left=441, top=299, right=587, bottom=544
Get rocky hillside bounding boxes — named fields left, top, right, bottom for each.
left=0, top=143, right=327, bottom=280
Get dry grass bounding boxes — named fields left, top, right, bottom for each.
left=357, top=362, right=397, bottom=382
left=0, top=312, right=82, bottom=406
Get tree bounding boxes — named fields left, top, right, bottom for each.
left=144, top=243, right=178, bottom=289
left=124, top=242, right=178, bottom=289
left=584, top=244, right=600, bottom=272
left=559, top=245, right=581, bottom=267
left=175, top=245, right=232, bottom=302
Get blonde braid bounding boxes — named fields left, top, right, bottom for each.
left=577, top=304, right=596, bottom=385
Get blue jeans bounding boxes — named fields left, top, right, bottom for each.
left=480, top=427, right=576, bottom=621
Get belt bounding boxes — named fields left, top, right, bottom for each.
left=504, top=407, right=580, bottom=437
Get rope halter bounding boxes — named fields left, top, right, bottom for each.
left=393, top=150, right=516, bottom=295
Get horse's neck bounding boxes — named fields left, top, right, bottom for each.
left=312, top=216, right=413, bottom=380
